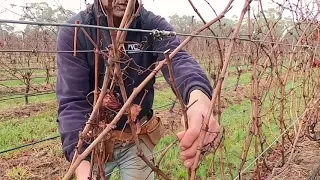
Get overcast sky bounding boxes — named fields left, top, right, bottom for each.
left=0, top=0, right=278, bottom=21
left=0, top=0, right=318, bottom=31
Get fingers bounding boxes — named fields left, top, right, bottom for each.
left=204, top=115, right=220, bottom=144
left=176, top=131, right=185, bottom=141
left=183, top=157, right=195, bottom=168
left=75, top=160, right=91, bottom=180
left=203, top=132, right=214, bottom=145
left=177, top=129, right=197, bottom=168
left=178, top=110, right=222, bottom=169
left=181, top=137, right=199, bottom=160
left=179, top=113, right=203, bottom=150
left=179, top=128, right=199, bottom=150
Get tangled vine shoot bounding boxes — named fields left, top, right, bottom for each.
left=0, top=0, right=320, bottom=179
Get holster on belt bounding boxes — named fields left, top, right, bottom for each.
left=138, top=116, right=164, bottom=151
left=104, top=115, right=164, bottom=162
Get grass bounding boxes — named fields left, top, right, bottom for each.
left=0, top=65, right=316, bottom=179
left=155, top=76, right=166, bottom=83
left=151, top=98, right=256, bottom=179
left=154, top=87, right=175, bottom=110
left=5, top=165, right=31, bottom=180
left=0, top=69, right=249, bottom=179
left=1, top=77, right=56, bottom=87
left=0, top=102, right=58, bottom=157
left=224, top=71, right=252, bottom=89
left=152, top=99, right=255, bottom=179
left=0, top=93, right=57, bottom=110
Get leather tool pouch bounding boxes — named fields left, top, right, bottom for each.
left=139, top=116, right=164, bottom=151
left=90, top=134, right=115, bottom=164
left=102, top=115, right=164, bottom=162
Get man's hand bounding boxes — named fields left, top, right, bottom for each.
left=75, top=160, right=91, bottom=180
left=177, top=89, right=221, bottom=168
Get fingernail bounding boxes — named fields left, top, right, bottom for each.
left=181, top=146, right=186, bottom=151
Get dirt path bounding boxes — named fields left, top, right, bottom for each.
left=0, top=109, right=182, bottom=180
left=0, top=141, right=69, bottom=180
left=269, top=138, right=320, bottom=180
left=0, top=102, right=51, bottom=122
left=258, top=98, right=320, bottom=180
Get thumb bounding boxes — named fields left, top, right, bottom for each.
left=176, top=131, right=185, bottom=141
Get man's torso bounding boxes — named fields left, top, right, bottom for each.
left=68, top=4, right=163, bottom=129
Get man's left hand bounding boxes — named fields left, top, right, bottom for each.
left=176, top=89, right=221, bottom=168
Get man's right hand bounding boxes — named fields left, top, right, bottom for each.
left=75, top=160, right=91, bottom=180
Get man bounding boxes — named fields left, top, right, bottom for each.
left=56, top=0, right=221, bottom=179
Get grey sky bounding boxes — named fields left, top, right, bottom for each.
left=0, top=0, right=317, bottom=31
left=0, top=0, right=276, bottom=21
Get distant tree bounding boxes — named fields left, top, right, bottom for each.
left=16, top=2, right=76, bottom=34
left=168, top=14, right=203, bottom=33
left=18, top=2, right=75, bottom=22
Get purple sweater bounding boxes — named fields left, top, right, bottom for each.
left=56, top=4, right=213, bottom=162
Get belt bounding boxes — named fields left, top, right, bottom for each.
left=111, top=115, right=161, bottom=143
left=87, top=115, right=163, bottom=164
left=114, top=109, right=154, bottom=130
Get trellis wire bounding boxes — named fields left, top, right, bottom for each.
left=2, top=18, right=320, bottom=49
left=1, top=0, right=320, bottom=179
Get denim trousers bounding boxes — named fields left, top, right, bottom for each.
left=104, top=140, right=155, bottom=180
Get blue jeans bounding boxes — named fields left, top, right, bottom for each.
left=105, top=140, right=155, bottom=180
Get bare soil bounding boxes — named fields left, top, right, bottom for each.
left=156, top=108, right=182, bottom=135
left=0, top=82, right=258, bottom=179
left=0, top=111, right=181, bottom=180
left=269, top=104, right=320, bottom=180
left=154, top=81, right=169, bottom=91
left=223, top=85, right=250, bottom=105
left=0, top=84, right=54, bottom=97
left=271, top=139, right=320, bottom=180
left=0, top=102, right=49, bottom=122
left=254, top=99, right=320, bottom=180
left=0, top=142, right=69, bottom=180
left=0, top=102, right=183, bottom=180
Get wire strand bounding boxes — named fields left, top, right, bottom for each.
left=0, top=135, right=60, bottom=154
left=1, top=17, right=319, bottom=49
left=0, top=101, right=175, bottom=154
left=0, top=19, right=175, bottom=36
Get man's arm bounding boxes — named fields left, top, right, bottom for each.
left=56, top=25, right=92, bottom=162
left=150, top=15, right=221, bottom=169
left=151, top=16, right=213, bottom=105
